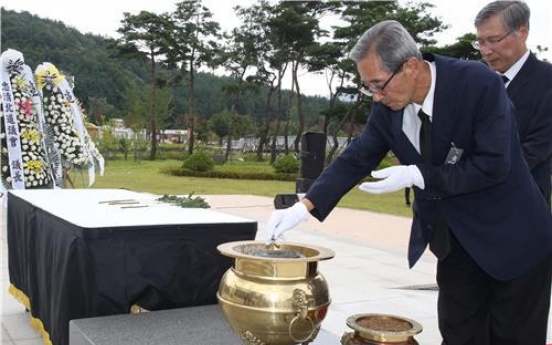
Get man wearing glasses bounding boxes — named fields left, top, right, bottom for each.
left=265, top=20, right=552, bottom=345
left=474, top=1, right=552, bottom=206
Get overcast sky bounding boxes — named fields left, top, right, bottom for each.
left=2, top=0, right=551, bottom=96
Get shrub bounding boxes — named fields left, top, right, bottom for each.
left=160, top=166, right=297, bottom=181
left=182, top=151, right=215, bottom=172
left=273, top=155, right=300, bottom=174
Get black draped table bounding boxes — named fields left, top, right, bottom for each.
left=6, top=189, right=258, bottom=345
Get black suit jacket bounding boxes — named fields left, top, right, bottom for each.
left=506, top=52, right=552, bottom=204
left=305, top=54, right=552, bottom=281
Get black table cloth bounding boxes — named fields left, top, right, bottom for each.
left=7, top=189, right=257, bottom=345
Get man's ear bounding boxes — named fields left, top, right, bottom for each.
left=517, top=25, right=529, bottom=41
left=403, top=57, right=419, bottom=77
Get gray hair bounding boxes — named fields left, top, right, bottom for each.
left=349, top=20, right=422, bottom=72
left=474, top=1, right=530, bottom=31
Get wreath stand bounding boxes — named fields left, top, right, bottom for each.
left=62, top=167, right=75, bottom=188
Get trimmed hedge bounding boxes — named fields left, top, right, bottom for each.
left=161, top=166, right=297, bottom=181
left=160, top=151, right=396, bottom=182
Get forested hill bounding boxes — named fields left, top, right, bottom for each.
left=1, top=8, right=328, bottom=125
left=1, top=9, right=149, bottom=121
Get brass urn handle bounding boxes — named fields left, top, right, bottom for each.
left=288, top=289, right=316, bottom=343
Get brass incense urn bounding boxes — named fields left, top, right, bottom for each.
left=217, top=240, right=335, bottom=345
left=341, top=313, right=423, bottom=345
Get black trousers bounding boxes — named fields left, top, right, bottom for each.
left=436, top=233, right=552, bottom=345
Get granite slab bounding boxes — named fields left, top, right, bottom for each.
left=69, top=304, right=340, bottom=345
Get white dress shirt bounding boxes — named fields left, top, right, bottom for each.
left=500, top=49, right=529, bottom=88
left=402, top=60, right=437, bottom=153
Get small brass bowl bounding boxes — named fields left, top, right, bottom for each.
left=342, top=313, right=423, bottom=344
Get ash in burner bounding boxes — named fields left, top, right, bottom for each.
left=250, top=249, right=305, bottom=258
left=358, top=316, right=412, bottom=332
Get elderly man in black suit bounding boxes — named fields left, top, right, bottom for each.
left=264, top=20, right=552, bottom=345
left=474, top=0, right=552, bottom=206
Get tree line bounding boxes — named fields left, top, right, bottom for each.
left=2, top=1, right=547, bottom=163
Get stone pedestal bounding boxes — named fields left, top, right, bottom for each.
left=70, top=305, right=340, bottom=345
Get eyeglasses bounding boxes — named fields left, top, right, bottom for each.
left=360, top=61, right=405, bottom=97
left=471, top=30, right=514, bottom=51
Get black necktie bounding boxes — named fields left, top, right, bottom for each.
left=500, top=74, right=509, bottom=84
left=417, top=109, right=451, bottom=260
left=418, top=110, right=432, bottom=164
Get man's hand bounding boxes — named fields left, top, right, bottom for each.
left=359, top=165, right=424, bottom=194
left=264, top=202, right=309, bottom=245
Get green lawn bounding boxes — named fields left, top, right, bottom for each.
left=72, top=159, right=414, bottom=218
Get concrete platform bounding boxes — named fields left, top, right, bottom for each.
left=69, top=305, right=340, bottom=345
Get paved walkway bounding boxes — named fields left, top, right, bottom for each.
left=1, top=194, right=551, bottom=345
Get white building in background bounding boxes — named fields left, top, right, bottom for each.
left=95, top=118, right=350, bottom=153
left=160, top=129, right=188, bottom=143
left=230, top=135, right=350, bottom=154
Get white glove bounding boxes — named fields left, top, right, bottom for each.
left=264, top=202, right=309, bottom=245
left=359, top=165, right=424, bottom=194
